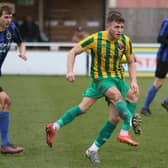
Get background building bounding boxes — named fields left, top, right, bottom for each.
left=1, top=0, right=168, bottom=42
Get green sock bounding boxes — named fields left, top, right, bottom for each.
left=121, top=102, right=136, bottom=130
left=115, top=101, right=132, bottom=130
left=127, top=102, right=137, bottom=115
left=57, top=106, right=83, bottom=127
left=95, top=121, right=116, bottom=147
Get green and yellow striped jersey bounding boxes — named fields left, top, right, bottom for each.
left=80, top=31, right=132, bottom=79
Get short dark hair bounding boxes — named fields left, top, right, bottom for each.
left=0, top=5, right=13, bottom=17
left=106, top=10, right=125, bottom=24
left=76, top=26, right=84, bottom=32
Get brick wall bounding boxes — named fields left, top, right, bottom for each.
left=116, top=0, right=168, bottom=8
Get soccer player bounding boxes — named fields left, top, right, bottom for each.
left=84, top=54, right=141, bottom=164
left=0, top=5, right=27, bottom=154
left=46, top=11, right=140, bottom=163
left=141, top=17, right=168, bottom=116
left=72, top=26, right=89, bottom=43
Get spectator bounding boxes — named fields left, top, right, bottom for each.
left=20, top=15, right=41, bottom=42
left=72, top=26, right=88, bottom=43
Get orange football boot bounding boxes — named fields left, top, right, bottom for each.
left=46, top=123, right=56, bottom=148
left=117, top=134, right=139, bottom=147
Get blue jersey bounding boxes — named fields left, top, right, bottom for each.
left=157, top=17, right=168, bottom=62
left=0, top=21, right=22, bottom=73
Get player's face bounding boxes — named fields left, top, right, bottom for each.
left=107, top=21, right=124, bottom=40
left=0, top=11, right=12, bottom=28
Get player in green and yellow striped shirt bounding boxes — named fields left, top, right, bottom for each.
left=80, top=31, right=132, bottom=79
left=46, top=11, right=140, bottom=164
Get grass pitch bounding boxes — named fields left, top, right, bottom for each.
left=0, top=75, right=168, bottom=168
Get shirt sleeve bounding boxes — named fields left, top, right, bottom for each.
left=10, top=22, right=23, bottom=44
left=157, top=19, right=168, bottom=44
left=125, top=36, right=133, bottom=58
left=79, top=34, right=95, bottom=51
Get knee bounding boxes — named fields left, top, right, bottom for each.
left=126, top=90, right=140, bottom=103
left=5, top=95, right=11, bottom=108
left=108, top=92, right=123, bottom=104
left=128, top=93, right=139, bottom=102
left=154, top=78, right=164, bottom=89
left=79, top=98, right=96, bottom=113
left=79, top=104, right=89, bottom=113
left=0, top=92, right=11, bottom=111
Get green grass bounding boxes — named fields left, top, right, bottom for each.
left=0, top=75, right=168, bottom=168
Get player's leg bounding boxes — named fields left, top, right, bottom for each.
left=117, top=89, right=141, bottom=145
left=106, top=87, right=132, bottom=127
left=54, top=97, right=97, bottom=128
left=86, top=100, right=139, bottom=164
left=106, top=87, right=140, bottom=147
left=161, top=64, right=168, bottom=111
left=46, top=80, right=102, bottom=147
left=85, top=90, right=139, bottom=163
left=119, top=84, right=138, bottom=133
left=0, top=88, right=24, bottom=154
left=0, top=89, right=10, bottom=148
left=125, top=89, right=142, bottom=135
left=141, top=77, right=162, bottom=116
left=85, top=103, right=119, bottom=164
left=96, top=78, right=137, bottom=144
left=46, top=97, right=97, bottom=147
left=116, top=96, right=139, bottom=146
left=141, top=61, right=167, bottom=116
left=126, top=89, right=139, bottom=115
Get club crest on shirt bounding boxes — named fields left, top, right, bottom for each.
left=118, top=43, right=124, bottom=51
left=6, top=32, right=12, bottom=40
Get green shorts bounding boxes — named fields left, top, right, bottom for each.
left=82, top=77, right=129, bottom=100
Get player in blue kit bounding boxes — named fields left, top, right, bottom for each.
left=141, top=17, right=168, bottom=116
left=0, top=5, right=27, bottom=154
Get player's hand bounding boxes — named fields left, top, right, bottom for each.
left=19, top=53, right=27, bottom=61
left=130, top=80, right=139, bottom=94
left=66, top=72, right=75, bottom=82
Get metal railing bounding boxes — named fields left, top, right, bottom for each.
left=11, top=42, right=160, bottom=51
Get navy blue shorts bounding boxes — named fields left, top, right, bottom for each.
left=155, top=61, right=168, bottom=78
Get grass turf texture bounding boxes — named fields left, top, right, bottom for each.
left=0, top=75, right=168, bottom=168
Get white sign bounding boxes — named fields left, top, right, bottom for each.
left=2, top=51, right=87, bottom=75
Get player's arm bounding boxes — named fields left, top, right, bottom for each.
left=125, top=37, right=139, bottom=93
left=66, top=43, right=83, bottom=82
left=11, top=23, right=27, bottom=61
left=126, top=54, right=136, bottom=78
left=157, top=20, right=168, bottom=45
left=67, top=34, right=94, bottom=82
left=17, top=43, right=27, bottom=61
left=126, top=54, right=139, bottom=93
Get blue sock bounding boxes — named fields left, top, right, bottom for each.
left=164, top=97, right=168, bottom=104
left=0, top=112, right=10, bottom=147
left=143, top=85, right=158, bottom=110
